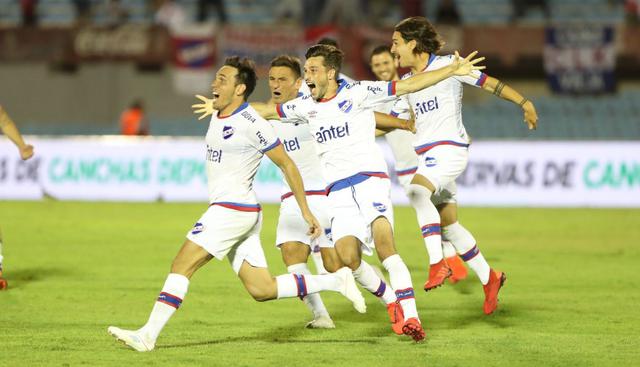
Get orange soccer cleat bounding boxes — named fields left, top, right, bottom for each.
left=423, top=259, right=452, bottom=291
left=483, top=269, right=507, bottom=315
left=387, top=301, right=405, bottom=335
left=0, top=270, right=7, bottom=291
left=446, top=255, right=468, bottom=284
left=402, top=317, right=425, bottom=342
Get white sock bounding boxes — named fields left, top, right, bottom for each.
left=311, top=247, right=328, bottom=275
left=442, top=240, right=457, bottom=258
left=444, top=222, right=491, bottom=284
left=287, top=263, right=330, bottom=318
left=140, top=273, right=189, bottom=342
left=352, top=260, right=396, bottom=304
left=275, top=272, right=340, bottom=299
left=382, top=254, right=418, bottom=320
left=409, top=184, right=443, bottom=264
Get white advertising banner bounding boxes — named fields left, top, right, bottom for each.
left=1, top=137, right=639, bottom=207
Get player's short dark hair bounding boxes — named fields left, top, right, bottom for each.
left=223, top=56, right=257, bottom=100
left=394, top=16, right=444, bottom=55
left=270, top=55, right=302, bottom=79
left=370, top=45, right=392, bottom=61
left=317, top=37, right=339, bottom=48
left=305, top=44, right=343, bottom=80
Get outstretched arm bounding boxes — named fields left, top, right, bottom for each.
left=481, top=76, right=538, bottom=130
left=395, top=51, right=485, bottom=96
left=250, top=102, right=280, bottom=120
left=266, top=145, right=322, bottom=239
left=0, top=105, right=34, bottom=160
left=374, top=111, right=415, bottom=133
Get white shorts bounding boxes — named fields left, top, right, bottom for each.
left=186, top=204, right=267, bottom=274
left=398, top=171, right=457, bottom=206
left=416, top=145, right=468, bottom=195
left=328, top=175, right=394, bottom=256
left=276, top=194, right=333, bottom=250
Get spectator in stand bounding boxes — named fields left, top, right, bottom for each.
left=20, top=0, right=38, bottom=27
left=274, top=0, right=303, bottom=25
left=512, top=0, right=550, bottom=21
left=73, top=0, right=92, bottom=26
left=319, top=0, right=360, bottom=26
left=104, top=0, right=129, bottom=27
left=626, top=0, right=640, bottom=23
left=436, top=0, right=461, bottom=25
left=120, top=100, right=149, bottom=136
left=197, top=0, right=227, bottom=24
left=155, top=0, right=187, bottom=32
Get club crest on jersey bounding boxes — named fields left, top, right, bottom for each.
left=424, top=157, right=437, bottom=167
left=191, top=222, right=205, bottom=235
left=222, top=126, right=235, bottom=139
left=338, top=99, right=353, bottom=113
left=373, top=202, right=387, bottom=213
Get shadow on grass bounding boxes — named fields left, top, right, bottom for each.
left=3, top=267, right=74, bottom=289
left=160, top=323, right=381, bottom=349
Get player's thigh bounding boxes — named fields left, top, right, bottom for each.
left=281, top=241, right=311, bottom=266
left=328, top=189, right=371, bottom=254
left=237, top=260, right=276, bottom=302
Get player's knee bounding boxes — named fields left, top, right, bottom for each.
left=322, top=258, right=341, bottom=273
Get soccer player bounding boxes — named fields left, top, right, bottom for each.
left=267, top=54, right=337, bottom=329
left=107, top=57, right=366, bottom=352
left=0, top=104, right=34, bottom=290
left=369, top=45, right=468, bottom=284
left=390, top=17, right=538, bottom=314
left=246, top=44, right=482, bottom=341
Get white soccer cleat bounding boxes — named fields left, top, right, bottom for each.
left=107, top=326, right=155, bottom=352
left=305, top=314, right=336, bottom=329
left=336, top=267, right=367, bottom=313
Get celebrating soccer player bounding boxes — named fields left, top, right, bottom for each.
left=107, top=57, right=366, bottom=352
left=390, top=16, right=538, bottom=314
left=0, top=104, right=34, bottom=290
left=369, top=45, right=469, bottom=284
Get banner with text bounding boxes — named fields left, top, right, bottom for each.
left=1, top=138, right=638, bottom=207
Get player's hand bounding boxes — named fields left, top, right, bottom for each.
left=404, top=108, right=417, bottom=133
left=191, top=95, right=215, bottom=120
left=19, top=144, right=34, bottom=160
left=451, top=51, right=485, bottom=77
left=303, top=212, right=323, bottom=240
left=523, top=100, right=538, bottom=130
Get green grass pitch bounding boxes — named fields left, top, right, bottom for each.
left=0, top=201, right=638, bottom=366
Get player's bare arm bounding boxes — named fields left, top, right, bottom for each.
left=374, top=111, right=415, bottom=133
left=395, top=51, right=485, bottom=96
left=265, top=144, right=322, bottom=239
left=481, top=76, right=538, bottom=130
left=0, top=105, right=34, bottom=160
left=250, top=102, right=280, bottom=120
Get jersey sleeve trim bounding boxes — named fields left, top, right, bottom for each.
left=276, top=104, right=287, bottom=118
left=260, top=138, right=282, bottom=153
left=476, top=72, right=488, bottom=86
left=387, top=81, right=397, bottom=96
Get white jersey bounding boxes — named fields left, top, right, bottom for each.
left=205, top=103, right=281, bottom=209
left=269, top=118, right=327, bottom=198
left=374, top=98, right=419, bottom=175
left=277, top=80, right=398, bottom=187
left=392, top=54, right=487, bottom=155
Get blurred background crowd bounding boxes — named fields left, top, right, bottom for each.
left=0, top=0, right=638, bottom=140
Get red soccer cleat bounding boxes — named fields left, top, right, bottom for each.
left=387, top=301, right=405, bottom=335
left=402, top=317, right=425, bottom=342
left=483, top=269, right=507, bottom=315
left=446, top=255, right=468, bottom=284
left=423, top=259, right=452, bottom=291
